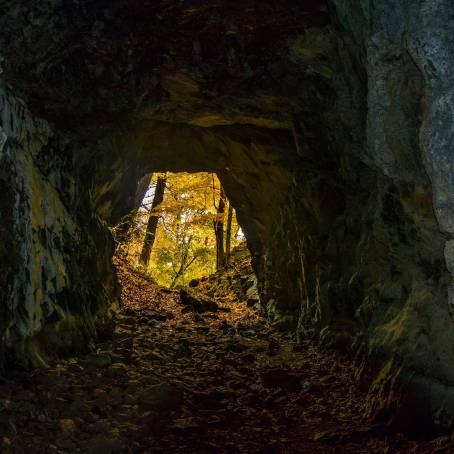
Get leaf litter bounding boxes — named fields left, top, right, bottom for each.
left=0, top=257, right=451, bottom=453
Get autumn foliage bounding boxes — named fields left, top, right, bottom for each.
left=115, top=172, right=243, bottom=287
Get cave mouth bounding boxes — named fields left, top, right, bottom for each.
left=89, top=120, right=306, bottom=334
left=114, top=171, right=248, bottom=290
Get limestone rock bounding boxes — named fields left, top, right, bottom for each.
left=180, top=288, right=219, bottom=313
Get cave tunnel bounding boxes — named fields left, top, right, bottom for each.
left=1, top=0, right=454, bottom=451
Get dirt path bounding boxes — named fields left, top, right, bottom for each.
left=0, top=261, right=450, bottom=453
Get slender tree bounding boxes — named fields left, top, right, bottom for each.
left=129, top=172, right=241, bottom=286
left=225, top=202, right=233, bottom=265
left=213, top=185, right=226, bottom=271
left=139, top=175, right=167, bottom=266
left=170, top=235, right=196, bottom=288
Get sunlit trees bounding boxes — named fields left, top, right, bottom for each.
left=120, top=172, right=243, bottom=287
left=139, top=175, right=167, bottom=266
left=225, top=201, right=233, bottom=264
left=213, top=183, right=226, bottom=271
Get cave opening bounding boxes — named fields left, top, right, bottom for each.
left=114, top=171, right=247, bottom=289
left=112, top=170, right=261, bottom=321
left=90, top=121, right=306, bottom=332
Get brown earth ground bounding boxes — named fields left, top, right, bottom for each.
left=0, top=258, right=452, bottom=453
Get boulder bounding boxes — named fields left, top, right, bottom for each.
left=188, top=278, right=200, bottom=287
left=179, top=288, right=219, bottom=313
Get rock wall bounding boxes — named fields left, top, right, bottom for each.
left=0, top=85, right=117, bottom=367
left=0, top=0, right=454, bottom=429
left=328, top=0, right=454, bottom=429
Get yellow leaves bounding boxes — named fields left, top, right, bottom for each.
left=124, top=171, right=242, bottom=287
left=147, top=173, right=239, bottom=286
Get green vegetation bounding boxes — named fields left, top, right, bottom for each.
left=118, top=172, right=243, bottom=287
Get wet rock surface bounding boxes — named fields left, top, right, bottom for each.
left=0, top=259, right=451, bottom=453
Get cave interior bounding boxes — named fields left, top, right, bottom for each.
left=1, top=0, right=454, bottom=450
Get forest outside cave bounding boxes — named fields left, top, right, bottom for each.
left=115, top=172, right=246, bottom=289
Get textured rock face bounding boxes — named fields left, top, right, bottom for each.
left=0, top=86, right=117, bottom=366
left=331, top=0, right=454, bottom=427
left=0, top=0, right=454, bottom=428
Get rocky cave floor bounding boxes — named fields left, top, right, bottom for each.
left=0, top=260, right=453, bottom=453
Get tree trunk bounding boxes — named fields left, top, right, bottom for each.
left=214, top=186, right=226, bottom=271
left=116, top=173, right=153, bottom=246
left=225, top=203, right=233, bottom=265
left=139, top=176, right=166, bottom=266
left=170, top=235, right=194, bottom=288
